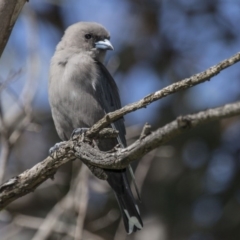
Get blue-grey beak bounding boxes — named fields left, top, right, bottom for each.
left=95, top=39, right=114, bottom=50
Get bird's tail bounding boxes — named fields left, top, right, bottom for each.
left=105, top=169, right=143, bottom=234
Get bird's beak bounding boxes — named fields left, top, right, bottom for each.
left=95, top=39, right=114, bottom=50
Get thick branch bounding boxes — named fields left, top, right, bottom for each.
left=0, top=101, right=239, bottom=210
left=87, top=52, right=240, bottom=137
left=76, top=101, right=240, bottom=168
left=0, top=144, right=76, bottom=210
left=0, top=0, right=27, bottom=57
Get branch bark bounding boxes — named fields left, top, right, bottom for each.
left=0, top=100, right=239, bottom=210
left=75, top=101, right=240, bottom=169
left=86, top=52, right=240, bottom=137
left=0, top=0, right=27, bottom=57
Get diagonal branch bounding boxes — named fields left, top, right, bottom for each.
left=0, top=100, right=239, bottom=210
left=75, top=101, right=240, bottom=169
left=87, top=52, right=240, bottom=137
left=0, top=0, right=27, bottom=57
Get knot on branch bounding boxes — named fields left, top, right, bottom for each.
left=177, top=116, right=193, bottom=129
left=71, top=127, right=120, bottom=181
left=97, top=128, right=119, bottom=139
left=0, top=177, right=18, bottom=192
left=140, top=123, right=152, bottom=140
left=72, top=128, right=119, bottom=143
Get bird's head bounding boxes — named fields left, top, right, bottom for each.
left=58, top=22, right=113, bottom=62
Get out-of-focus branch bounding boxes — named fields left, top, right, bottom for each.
left=1, top=213, right=105, bottom=240
left=31, top=166, right=81, bottom=240
left=14, top=214, right=76, bottom=238
left=0, top=7, right=40, bottom=184
left=8, top=7, right=40, bottom=145
left=31, top=193, right=72, bottom=240
left=74, top=165, right=89, bottom=240
left=0, top=136, right=10, bottom=184
left=31, top=164, right=89, bottom=240
left=0, top=101, right=240, bottom=210
left=87, top=52, right=240, bottom=138
left=0, top=145, right=75, bottom=210
left=0, top=108, right=10, bottom=183
left=0, top=0, right=27, bottom=57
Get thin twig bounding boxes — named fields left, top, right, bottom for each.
left=0, top=7, right=40, bottom=183
left=14, top=214, right=76, bottom=238
left=0, top=104, right=10, bottom=184
left=87, top=210, right=120, bottom=232
left=31, top=194, right=71, bottom=240
left=0, top=136, right=10, bottom=184
left=132, top=149, right=157, bottom=195
left=32, top=164, right=89, bottom=240
left=8, top=6, right=40, bottom=145
left=74, top=164, right=89, bottom=240
left=3, top=214, right=105, bottom=240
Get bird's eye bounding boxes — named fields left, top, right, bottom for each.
left=85, top=34, right=92, bottom=40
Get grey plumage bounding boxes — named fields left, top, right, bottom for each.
left=49, top=22, right=143, bottom=234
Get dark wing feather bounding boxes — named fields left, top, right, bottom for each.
left=94, top=61, right=143, bottom=233
left=95, top=61, right=126, bottom=147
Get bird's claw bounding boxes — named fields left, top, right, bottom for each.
left=49, top=142, right=66, bottom=156
left=71, top=127, right=89, bottom=141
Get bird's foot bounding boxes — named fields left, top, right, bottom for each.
left=49, top=142, right=66, bottom=156
left=71, top=128, right=89, bottom=141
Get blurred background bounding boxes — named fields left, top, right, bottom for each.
left=0, top=0, right=240, bottom=239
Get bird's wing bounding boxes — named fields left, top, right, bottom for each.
left=95, top=61, right=127, bottom=147
left=95, top=61, right=142, bottom=202
left=95, top=61, right=143, bottom=230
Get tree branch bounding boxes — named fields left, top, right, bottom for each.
left=0, top=101, right=239, bottom=210
left=75, top=101, right=240, bottom=169
left=0, top=0, right=27, bottom=57
left=87, top=52, right=240, bottom=137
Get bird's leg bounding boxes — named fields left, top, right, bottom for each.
left=71, top=127, right=89, bottom=141
left=71, top=127, right=99, bottom=149
left=71, top=128, right=107, bottom=180
left=49, top=142, right=66, bottom=156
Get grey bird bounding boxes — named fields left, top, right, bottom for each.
left=48, top=22, right=143, bottom=234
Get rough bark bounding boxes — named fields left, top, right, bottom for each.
left=0, top=101, right=240, bottom=210
left=0, top=0, right=27, bottom=57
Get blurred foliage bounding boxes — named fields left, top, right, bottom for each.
left=0, top=0, right=240, bottom=239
